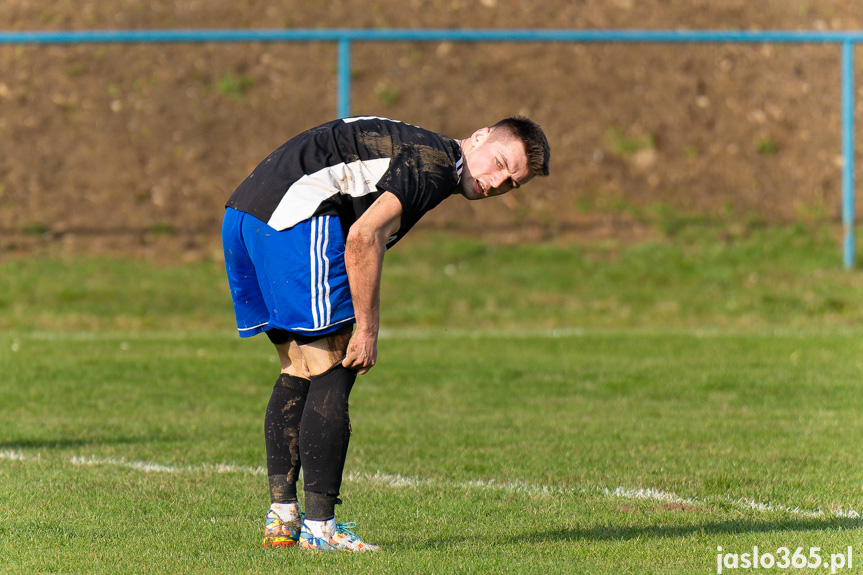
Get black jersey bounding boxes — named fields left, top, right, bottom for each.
left=226, top=116, right=463, bottom=248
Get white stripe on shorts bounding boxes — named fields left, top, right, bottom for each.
left=322, top=217, right=332, bottom=326
left=310, top=218, right=319, bottom=328
left=309, top=216, right=332, bottom=329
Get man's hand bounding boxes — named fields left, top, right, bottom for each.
left=342, top=328, right=378, bottom=375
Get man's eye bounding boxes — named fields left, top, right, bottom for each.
left=495, top=158, right=502, bottom=168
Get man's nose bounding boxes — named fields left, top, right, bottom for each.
left=491, top=171, right=507, bottom=190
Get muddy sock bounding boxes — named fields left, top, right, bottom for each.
left=300, top=365, right=356, bottom=520
left=304, top=516, right=337, bottom=539
left=304, top=491, right=340, bottom=523
left=270, top=501, right=300, bottom=522
left=265, top=373, right=310, bottom=503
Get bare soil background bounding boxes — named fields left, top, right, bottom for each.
left=2, top=1, right=862, bottom=261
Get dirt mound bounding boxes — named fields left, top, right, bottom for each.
left=1, top=1, right=860, bottom=260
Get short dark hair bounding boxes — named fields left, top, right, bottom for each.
left=489, top=116, right=550, bottom=177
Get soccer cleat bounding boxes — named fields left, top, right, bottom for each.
left=298, top=521, right=380, bottom=552
left=262, top=509, right=302, bottom=547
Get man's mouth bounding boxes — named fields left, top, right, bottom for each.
left=476, top=180, right=486, bottom=197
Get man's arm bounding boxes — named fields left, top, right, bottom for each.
left=342, top=191, right=402, bottom=375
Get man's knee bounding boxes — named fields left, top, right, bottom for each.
left=270, top=326, right=352, bottom=377
left=272, top=336, right=311, bottom=379
left=299, top=326, right=352, bottom=376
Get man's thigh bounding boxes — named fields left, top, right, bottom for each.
left=299, top=326, right=353, bottom=375
left=274, top=325, right=352, bottom=378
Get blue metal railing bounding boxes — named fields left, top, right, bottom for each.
left=0, top=28, right=857, bottom=268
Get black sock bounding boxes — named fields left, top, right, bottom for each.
left=300, top=364, right=356, bottom=520
left=265, top=373, right=310, bottom=503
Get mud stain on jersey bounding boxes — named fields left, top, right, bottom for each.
left=406, top=143, right=454, bottom=187
left=358, top=131, right=394, bottom=159
left=358, top=132, right=456, bottom=195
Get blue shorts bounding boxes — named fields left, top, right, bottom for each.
left=221, top=207, right=355, bottom=339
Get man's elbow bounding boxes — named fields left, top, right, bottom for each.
left=345, top=224, right=385, bottom=255
left=345, top=224, right=386, bottom=247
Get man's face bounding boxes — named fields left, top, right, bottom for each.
left=459, top=127, right=533, bottom=201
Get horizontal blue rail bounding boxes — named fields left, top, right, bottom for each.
left=4, top=28, right=863, bottom=44
left=0, top=28, right=856, bottom=268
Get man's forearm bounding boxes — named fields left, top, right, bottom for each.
left=340, top=191, right=402, bottom=374
left=344, top=229, right=386, bottom=336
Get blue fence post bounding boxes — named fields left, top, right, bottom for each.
left=842, top=41, right=856, bottom=270
left=338, top=37, right=351, bottom=118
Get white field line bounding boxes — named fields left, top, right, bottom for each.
left=67, top=454, right=268, bottom=475
left=9, top=325, right=863, bottom=343
left=2, top=450, right=859, bottom=519
left=353, top=472, right=862, bottom=519
left=0, top=450, right=28, bottom=461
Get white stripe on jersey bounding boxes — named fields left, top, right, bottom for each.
left=268, top=158, right=391, bottom=231
left=342, top=116, right=420, bottom=129
left=342, top=116, right=396, bottom=124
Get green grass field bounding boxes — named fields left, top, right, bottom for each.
left=1, top=223, right=862, bottom=574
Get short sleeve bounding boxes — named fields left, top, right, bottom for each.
left=375, top=141, right=458, bottom=240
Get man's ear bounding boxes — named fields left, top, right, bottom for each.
left=472, top=127, right=490, bottom=144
